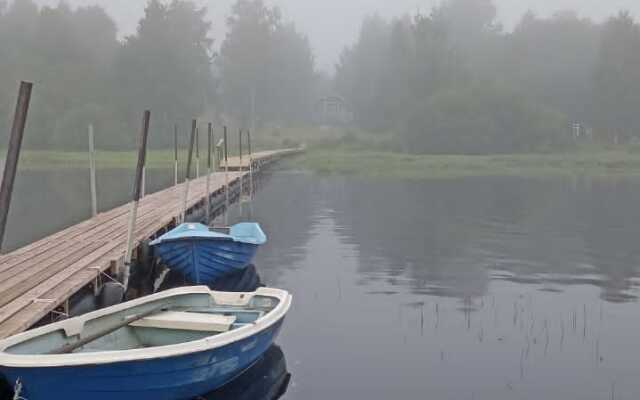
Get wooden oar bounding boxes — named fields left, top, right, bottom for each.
left=48, top=305, right=167, bottom=355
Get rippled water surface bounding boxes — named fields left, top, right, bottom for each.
left=6, top=168, right=640, bottom=399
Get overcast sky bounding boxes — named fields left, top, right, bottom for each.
left=31, top=0, right=640, bottom=71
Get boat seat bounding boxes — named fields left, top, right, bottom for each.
left=130, top=311, right=237, bottom=333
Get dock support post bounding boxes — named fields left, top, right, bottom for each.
left=0, top=81, right=32, bottom=253
left=247, top=130, right=253, bottom=200
left=88, top=124, right=98, bottom=217
left=181, top=120, right=197, bottom=222
left=141, top=166, right=146, bottom=198
left=206, top=123, right=212, bottom=224
left=239, top=128, right=243, bottom=198
left=195, top=127, right=200, bottom=179
left=123, top=110, right=151, bottom=290
left=224, top=126, right=229, bottom=226
left=174, top=124, right=178, bottom=187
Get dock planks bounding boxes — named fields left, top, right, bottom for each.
left=0, top=148, right=300, bottom=339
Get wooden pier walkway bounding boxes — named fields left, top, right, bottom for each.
left=0, top=148, right=300, bottom=339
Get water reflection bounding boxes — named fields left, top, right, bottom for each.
left=197, top=345, right=290, bottom=400
left=328, top=176, right=640, bottom=303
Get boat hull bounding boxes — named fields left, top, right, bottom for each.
left=153, top=239, right=260, bottom=285
left=0, top=318, right=284, bottom=400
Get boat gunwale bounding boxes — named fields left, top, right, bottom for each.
left=150, top=223, right=267, bottom=247
left=0, top=286, right=291, bottom=368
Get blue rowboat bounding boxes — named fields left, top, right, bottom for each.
left=150, top=223, right=267, bottom=285
left=0, top=286, right=291, bottom=400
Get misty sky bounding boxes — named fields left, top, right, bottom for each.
left=31, top=0, right=640, bottom=71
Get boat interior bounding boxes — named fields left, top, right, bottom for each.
left=3, top=292, right=279, bottom=355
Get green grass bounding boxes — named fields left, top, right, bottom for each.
left=293, top=147, right=640, bottom=179
left=10, top=150, right=180, bottom=170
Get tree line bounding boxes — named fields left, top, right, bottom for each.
left=0, top=0, right=315, bottom=150
left=335, top=0, right=640, bottom=154
left=2, top=0, right=639, bottom=154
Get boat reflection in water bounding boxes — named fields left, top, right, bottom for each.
left=197, top=345, right=291, bottom=400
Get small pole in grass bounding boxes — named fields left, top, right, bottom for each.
left=173, top=124, right=178, bottom=187
left=206, top=123, right=212, bottom=224
left=88, top=124, right=98, bottom=217
left=0, top=81, right=33, bottom=253
left=124, top=110, right=151, bottom=290
left=181, top=120, right=197, bottom=223
left=224, top=126, right=229, bottom=226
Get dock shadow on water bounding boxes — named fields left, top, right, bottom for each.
left=6, top=168, right=640, bottom=399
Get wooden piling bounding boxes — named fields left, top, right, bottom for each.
left=141, top=166, right=146, bottom=199
left=174, top=124, right=178, bottom=187
left=181, top=120, right=197, bottom=222
left=206, top=123, right=212, bottom=224
left=239, top=128, right=243, bottom=200
left=88, top=124, right=98, bottom=217
left=0, top=81, right=33, bottom=253
left=123, top=110, right=151, bottom=289
left=247, top=130, right=253, bottom=200
left=224, top=126, right=229, bottom=225
left=195, top=127, right=200, bottom=179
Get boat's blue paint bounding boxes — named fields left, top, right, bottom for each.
left=0, top=319, right=284, bottom=400
left=150, top=223, right=266, bottom=284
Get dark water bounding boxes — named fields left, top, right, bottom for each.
left=6, top=168, right=640, bottom=399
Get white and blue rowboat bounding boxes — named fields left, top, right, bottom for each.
left=0, top=286, right=291, bottom=400
left=150, top=223, right=267, bottom=285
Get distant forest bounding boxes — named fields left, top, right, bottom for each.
left=0, top=0, right=314, bottom=149
left=336, top=1, right=640, bottom=153
left=0, top=0, right=639, bottom=154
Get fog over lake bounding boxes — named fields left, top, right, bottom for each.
left=31, top=0, right=640, bottom=70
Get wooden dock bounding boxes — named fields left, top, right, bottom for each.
left=0, top=148, right=300, bottom=339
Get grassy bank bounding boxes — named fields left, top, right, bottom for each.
left=293, top=147, right=640, bottom=179
left=9, top=150, right=180, bottom=170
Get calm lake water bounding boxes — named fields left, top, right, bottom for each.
left=5, top=166, right=640, bottom=399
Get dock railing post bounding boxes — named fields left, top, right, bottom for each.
left=224, top=126, right=229, bottom=226
left=174, top=124, right=178, bottom=187
left=123, top=110, right=151, bottom=290
left=0, top=81, right=32, bottom=253
left=88, top=124, right=98, bottom=217
left=181, top=120, right=197, bottom=223
left=206, top=123, right=212, bottom=224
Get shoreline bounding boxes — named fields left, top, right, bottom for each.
left=291, top=148, right=640, bottom=179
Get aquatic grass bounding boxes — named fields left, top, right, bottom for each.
left=293, top=147, right=640, bottom=179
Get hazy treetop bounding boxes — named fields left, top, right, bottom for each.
left=28, top=0, right=640, bottom=71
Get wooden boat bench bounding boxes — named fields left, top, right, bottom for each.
left=130, top=311, right=237, bottom=333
